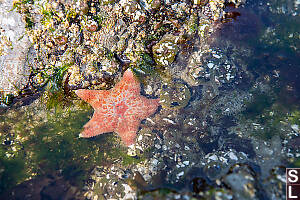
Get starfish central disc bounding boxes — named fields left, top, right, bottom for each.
left=115, top=101, right=128, bottom=116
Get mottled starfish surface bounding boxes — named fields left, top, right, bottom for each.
left=75, top=69, right=160, bottom=146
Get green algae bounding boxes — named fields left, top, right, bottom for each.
left=242, top=92, right=275, bottom=119
left=0, top=107, right=96, bottom=191
left=0, top=100, right=146, bottom=193
left=108, top=148, right=145, bottom=166
left=138, top=188, right=177, bottom=199
left=238, top=77, right=300, bottom=140
left=47, top=64, right=71, bottom=93
left=240, top=98, right=297, bottom=140
left=0, top=157, right=27, bottom=194
left=135, top=53, right=156, bottom=75
left=288, top=110, right=300, bottom=126
left=101, top=0, right=117, bottom=5
left=43, top=90, right=67, bottom=111
left=39, top=3, right=57, bottom=26
left=250, top=105, right=287, bottom=140
left=289, top=158, right=300, bottom=168
left=239, top=89, right=292, bottom=140
left=12, top=0, right=35, bottom=29
left=260, top=15, right=300, bottom=53
left=26, top=108, right=124, bottom=187
left=187, top=13, right=198, bottom=36
left=0, top=93, right=14, bottom=106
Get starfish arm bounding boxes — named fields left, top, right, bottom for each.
left=80, top=111, right=117, bottom=138
left=75, top=89, right=109, bottom=108
left=115, top=117, right=140, bottom=146
left=130, top=97, right=160, bottom=120
left=114, top=69, right=140, bottom=95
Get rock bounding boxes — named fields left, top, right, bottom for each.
left=0, top=0, right=31, bottom=94
left=0, top=176, right=51, bottom=200
left=0, top=174, right=84, bottom=200
left=223, top=165, right=257, bottom=200
left=159, top=82, right=191, bottom=109
left=152, top=34, right=179, bottom=66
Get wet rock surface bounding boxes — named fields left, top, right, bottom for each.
left=0, top=0, right=31, bottom=95
left=0, top=173, right=85, bottom=200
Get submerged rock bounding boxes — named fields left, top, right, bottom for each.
left=223, top=164, right=257, bottom=200
left=159, top=82, right=191, bottom=109
left=0, top=174, right=84, bottom=200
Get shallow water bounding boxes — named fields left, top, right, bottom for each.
left=0, top=0, right=300, bottom=199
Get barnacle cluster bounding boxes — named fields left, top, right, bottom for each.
left=8, top=0, right=236, bottom=94
left=184, top=48, right=241, bottom=86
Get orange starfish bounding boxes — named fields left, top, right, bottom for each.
left=75, top=69, right=160, bottom=146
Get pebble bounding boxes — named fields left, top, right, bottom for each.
left=208, top=154, right=218, bottom=161
left=138, top=134, right=143, bottom=141
left=184, top=146, right=190, bottom=150
left=183, top=161, right=189, bottom=165
left=152, top=159, right=159, bottom=165
left=163, top=118, right=176, bottom=124
left=291, top=124, right=299, bottom=133
left=207, top=63, right=214, bottom=69
left=162, top=145, right=168, bottom=151
left=213, top=54, right=221, bottom=59
left=177, top=171, right=184, bottom=177
left=228, top=152, right=238, bottom=160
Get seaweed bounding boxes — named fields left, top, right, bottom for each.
left=134, top=53, right=156, bottom=76
left=242, top=92, right=275, bottom=119
left=0, top=157, right=27, bottom=194
left=0, top=102, right=149, bottom=194
left=288, top=110, right=300, bottom=126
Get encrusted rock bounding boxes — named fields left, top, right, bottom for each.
left=0, top=0, right=31, bottom=94
left=153, top=34, right=179, bottom=66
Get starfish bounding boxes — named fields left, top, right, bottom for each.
left=75, top=69, right=160, bottom=146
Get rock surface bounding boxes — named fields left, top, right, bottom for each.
left=0, top=0, right=30, bottom=94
